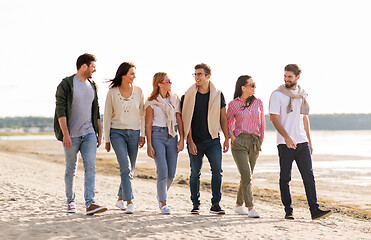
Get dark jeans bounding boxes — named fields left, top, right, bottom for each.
left=188, top=138, right=223, bottom=205
left=278, top=142, right=319, bottom=213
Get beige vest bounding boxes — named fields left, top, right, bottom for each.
left=182, top=81, right=221, bottom=139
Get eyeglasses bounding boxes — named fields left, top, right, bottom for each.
left=161, top=79, right=172, bottom=84
left=192, top=73, right=209, bottom=77
left=244, top=82, right=256, bottom=88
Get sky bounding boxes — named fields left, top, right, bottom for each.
left=1, top=0, right=371, bottom=117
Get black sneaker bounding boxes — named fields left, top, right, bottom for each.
left=191, top=205, right=200, bottom=214
left=311, top=209, right=332, bottom=220
left=284, top=212, right=294, bottom=220
left=210, top=203, right=225, bottom=215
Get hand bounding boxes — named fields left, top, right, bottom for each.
left=105, top=142, right=111, bottom=152
left=63, top=135, right=72, bottom=149
left=188, top=141, right=197, bottom=155
left=309, top=143, right=313, bottom=154
left=284, top=136, right=297, bottom=149
left=139, top=137, right=145, bottom=148
left=97, top=134, right=102, bottom=148
left=177, top=139, right=184, bottom=153
left=230, top=135, right=236, bottom=144
left=223, top=139, right=229, bottom=153
left=147, top=145, right=155, bottom=159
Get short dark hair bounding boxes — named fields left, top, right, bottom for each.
left=108, top=62, right=136, bottom=88
left=76, top=53, right=97, bottom=70
left=284, top=64, right=302, bottom=77
left=195, top=63, right=211, bottom=76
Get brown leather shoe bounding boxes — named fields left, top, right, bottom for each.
left=86, top=201, right=107, bottom=215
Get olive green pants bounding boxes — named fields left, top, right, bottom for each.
left=231, top=133, right=261, bottom=207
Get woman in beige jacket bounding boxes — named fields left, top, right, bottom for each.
left=103, top=62, right=145, bottom=214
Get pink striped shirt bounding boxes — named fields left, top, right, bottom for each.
left=227, top=97, right=265, bottom=139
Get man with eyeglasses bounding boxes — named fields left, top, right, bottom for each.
left=181, top=63, right=229, bottom=214
left=269, top=64, right=332, bottom=220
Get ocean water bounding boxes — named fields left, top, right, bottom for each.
left=220, top=130, right=371, bottom=187
left=260, top=130, right=371, bottom=157
left=1, top=130, right=371, bottom=157
left=0, top=135, right=55, bottom=141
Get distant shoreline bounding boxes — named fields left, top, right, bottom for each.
left=2, top=129, right=371, bottom=137
left=1, top=113, right=371, bottom=131
left=0, top=132, right=54, bottom=137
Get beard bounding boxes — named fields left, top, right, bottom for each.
left=285, top=82, right=296, bottom=88
left=85, top=71, right=93, bottom=79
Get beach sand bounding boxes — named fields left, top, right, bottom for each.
left=0, top=139, right=370, bottom=239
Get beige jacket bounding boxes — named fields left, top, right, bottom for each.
left=182, top=81, right=221, bottom=140
left=103, top=86, right=145, bottom=143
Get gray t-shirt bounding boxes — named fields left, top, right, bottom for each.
left=69, top=76, right=95, bottom=138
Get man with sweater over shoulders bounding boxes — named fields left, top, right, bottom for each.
left=54, top=53, right=107, bottom=215
left=181, top=63, right=229, bottom=214
left=269, top=64, right=332, bottom=220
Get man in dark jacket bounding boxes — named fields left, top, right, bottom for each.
left=54, top=53, right=107, bottom=215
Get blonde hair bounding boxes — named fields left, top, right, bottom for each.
left=148, top=72, right=168, bottom=101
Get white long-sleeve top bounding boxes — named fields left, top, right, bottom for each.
left=103, top=86, right=145, bottom=143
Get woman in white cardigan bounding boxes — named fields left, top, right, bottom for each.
left=145, top=72, right=184, bottom=214
left=103, top=62, right=145, bottom=214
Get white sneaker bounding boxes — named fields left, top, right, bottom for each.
left=248, top=208, right=260, bottom=218
left=234, top=206, right=248, bottom=215
left=67, top=201, right=76, bottom=213
left=125, top=203, right=134, bottom=214
left=161, top=205, right=171, bottom=215
left=115, top=200, right=126, bottom=210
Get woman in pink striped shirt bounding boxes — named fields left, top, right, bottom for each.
left=227, top=75, right=265, bottom=218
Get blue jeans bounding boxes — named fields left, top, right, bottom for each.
left=110, top=128, right=140, bottom=201
left=151, top=126, right=178, bottom=203
left=278, top=142, right=319, bottom=213
left=188, top=138, right=223, bottom=205
left=64, top=132, right=97, bottom=207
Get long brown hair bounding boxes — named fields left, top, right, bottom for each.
left=108, top=62, right=135, bottom=88
left=233, top=75, right=256, bottom=109
left=148, top=72, right=168, bottom=101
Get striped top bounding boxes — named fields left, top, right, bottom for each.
left=227, top=97, right=265, bottom=139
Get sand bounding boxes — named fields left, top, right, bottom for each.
left=0, top=139, right=370, bottom=240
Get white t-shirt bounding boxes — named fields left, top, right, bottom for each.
left=151, top=98, right=178, bottom=127
left=269, top=88, right=308, bottom=145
